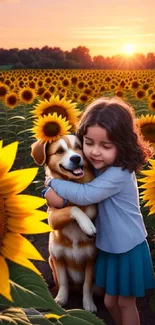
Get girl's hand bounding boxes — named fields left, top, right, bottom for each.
left=45, top=188, right=64, bottom=208
left=44, top=176, right=53, bottom=187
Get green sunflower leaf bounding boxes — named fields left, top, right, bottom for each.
left=27, top=315, right=55, bottom=325
left=0, top=261, right=65, bottom=316
left=57, top=315, right=94, bottom=325
left=67, top=310, right=105, bottom=325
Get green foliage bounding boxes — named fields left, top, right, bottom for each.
left=66, top=310, right=105, bottom=324
left=0, top=261, right=65, bottom=315
left=45, top=312, right=106, bottom=325
left=0, top=262, right=106, bottom=324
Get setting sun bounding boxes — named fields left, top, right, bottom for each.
left=122, top=43, right=135, bottom=56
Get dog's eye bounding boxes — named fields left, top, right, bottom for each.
left=75, top=144, right=82, bottom=150
left=56, top=149, right=64, bottom=154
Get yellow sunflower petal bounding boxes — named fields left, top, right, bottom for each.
left=6, top=254, right=41, bottom=275
left=2, top=232, right=44, bottom=261
left=5, top=195, right=46, bottom=215
left=6, top=208, right=48, bottom=221
left=0, top=168, right=38, bottom=197
left=7, top=217, right=51, bottom=234
left=149, top=207, right=155, bottom=215
left=45, top=314, right=61, bottom=319
left=0, top=142, right=18, bottom=178
left=5, top=209, right=48, bottom=220
left=148, top=159, right=155, bottom=167
left=140, top=170, right=155, bottom=176
left=0, top=255, right=12, bottom=301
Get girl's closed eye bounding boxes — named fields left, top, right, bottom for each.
left=85, top=142, right=93, bottom=146
left=102, top=145, right=113, bottom=149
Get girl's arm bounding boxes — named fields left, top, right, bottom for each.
left=42, top=187, right=65, bottom=208
left=45, top=188, right=65, bottom=208
left=47, top=167, right=127, bottom=206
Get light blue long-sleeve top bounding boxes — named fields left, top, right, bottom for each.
left=49, top=166, right=147, bottom=254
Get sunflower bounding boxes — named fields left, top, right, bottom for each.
left=139, top=159, right=155, bottom=215
left=62, top=78, right=70, bottom=87
left=137, top=114, right=155, bottom=147
left=29, top=80, right=36, bottom=89
left=135, top=89, right=146, bottom=99
left=71, top=76, right=78, bottom=85
left=0, top=141, right=51, bottom=301
left=31, top=95, right=81, bottom=131
left=37, top=86, right=46, bottom=97
left=0, top=83, right=9, bottom=99
left=32, top=113, right=72, bottom=143
left=4, top=92, right=18, bottom=109
left=150, top=92, right=155, bottom=100
left=78, top=93, right=89, bottom=104
left=148, top=100, right=155, bottom=112
left=19, top=87, right=36, bottom=104
left=115, top=90, right=124, bottom=98
left=43, top=90, right=52, bottom=101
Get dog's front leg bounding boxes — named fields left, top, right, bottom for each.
left=83, top=258, right=97, bottom=313
left=70, top=207, right=96, bottom=237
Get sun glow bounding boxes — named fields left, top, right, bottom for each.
left=122, top=43, right=135, bottom=56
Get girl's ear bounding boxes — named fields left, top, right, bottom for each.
left=31, top=140, right=47, bottom=165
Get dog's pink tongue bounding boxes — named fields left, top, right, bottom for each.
left=73, top=168, right=84, bottom=176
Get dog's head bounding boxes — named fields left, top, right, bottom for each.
left=31, top=135, right=86, bottom=180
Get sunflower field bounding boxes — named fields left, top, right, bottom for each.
left=0, top=68, right=155, bottom=322
left=0, top=69, right=155, bottom=198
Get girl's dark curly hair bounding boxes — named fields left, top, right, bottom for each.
left=76, top=97, right=154, bottom=173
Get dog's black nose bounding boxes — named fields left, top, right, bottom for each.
left=70, top=155, right=81, bottom=164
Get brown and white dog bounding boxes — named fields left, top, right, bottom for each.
left=31, top=135, right=97, bottom=312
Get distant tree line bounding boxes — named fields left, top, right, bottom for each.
left=0, top=46, right=155, bottom=70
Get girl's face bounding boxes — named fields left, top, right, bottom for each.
left=83, top=124, right=118, bottom=170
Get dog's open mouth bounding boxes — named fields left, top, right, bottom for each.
left=60, top=164, right=84, bottom=177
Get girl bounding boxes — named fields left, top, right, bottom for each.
left=44, top=97, right=155, bottom=325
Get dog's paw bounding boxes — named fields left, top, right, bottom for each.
left=70, top=207, right=96, bottom=236
left=55, top=294, right=68, bottom=307
left=79, top=218, right=96, bottom=236
left=55, top=287, right=68, bottom=307
left=83, top=296, right=97, bottom=313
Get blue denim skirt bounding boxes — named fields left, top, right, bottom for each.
left=95, top=240, right=155, bottom=297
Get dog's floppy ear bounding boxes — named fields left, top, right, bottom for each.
left=31, top=140, right=48, bottom=166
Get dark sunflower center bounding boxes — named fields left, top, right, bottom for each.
left=150, top=101, right=155, bottom=110
left=42, top=105, right=68, bottom=120
left=22, top=90, right=33, bottom=100
left=43, top=121, right=60, bottom=136
left=7, top=95, right=17, bottom=105
left=0, top=198, right=7, bottom=247
left=0, top=86, right=7, bottom=97
left=137, top=90, right=145, bottom=98
left=142, top=124, right=155, bottom=142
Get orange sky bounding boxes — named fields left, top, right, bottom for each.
left=0, top=0, right=155, bottom=57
